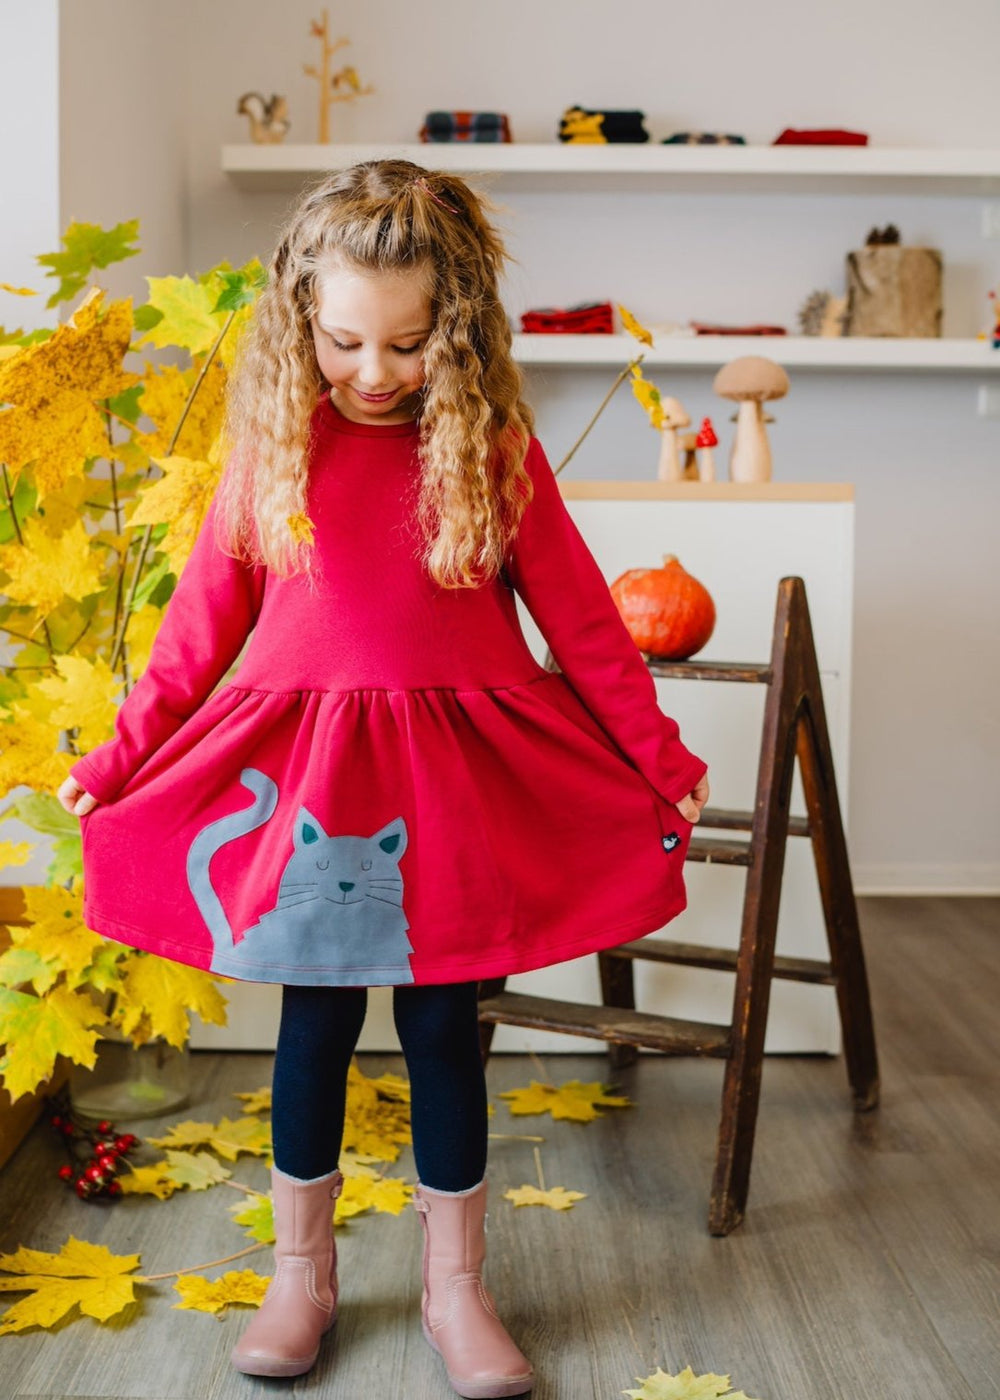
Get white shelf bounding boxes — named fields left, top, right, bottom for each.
left=513, top=333, right=1000, bottom=372
left=222, top=142, right=1000, bottom=194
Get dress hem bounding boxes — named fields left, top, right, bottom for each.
left=80, top=891, right=687, bottom=987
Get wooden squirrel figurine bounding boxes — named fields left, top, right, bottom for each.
left=237, top=93, right=291, bottom=144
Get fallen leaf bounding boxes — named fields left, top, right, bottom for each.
left=173, top=1268, right=270, bottom=1315
left=161, top=1150, right=232, bottom=1192
left=148, top=1115, right=270, bottom=1161
left=0, top=1236, right=140, bottom=1333
left=118, top=1162, right=179, bottom=1200
left=336, top=1173, right=414, bottom=1221
left=228, top=1194, right=274, bottom=1243
left=499, top=1079, right=632, bottom=1123
left=233, top=1086, right=272, bottom=1115
left=503, top=1185, right=586, bottom=1211
left=623, top=1366, right=762, bottom=1400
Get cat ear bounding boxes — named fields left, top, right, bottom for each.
left=372, top=816, right=408, bottom=860
left=293, top=806, right=329, bottom=849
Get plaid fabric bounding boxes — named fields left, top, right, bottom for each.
left=520, top=302, right=615, bottom=334
left=420, top=111, right=512, bottom=142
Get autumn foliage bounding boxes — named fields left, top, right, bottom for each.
left=0, top=222, right=266, bottom=1100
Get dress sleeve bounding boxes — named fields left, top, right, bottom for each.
left=505, top=437, right=708, bottom=807
left=69, top=494, right=267, bottom=805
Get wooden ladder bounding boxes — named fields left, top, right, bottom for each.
left=477, top=576, right=880, bottom=1235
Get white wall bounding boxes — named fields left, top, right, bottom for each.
left=21, top=0, right=1000, bottom=894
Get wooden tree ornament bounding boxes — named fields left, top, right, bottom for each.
left=304, top=10, right=374, bottom=143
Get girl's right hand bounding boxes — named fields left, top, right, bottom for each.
left=57, top=776, right=100, bottom=817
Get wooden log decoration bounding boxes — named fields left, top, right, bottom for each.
left=845, top=245, right=943, bottom=337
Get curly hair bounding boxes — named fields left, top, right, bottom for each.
left=218, top=159, right=535, bottom=588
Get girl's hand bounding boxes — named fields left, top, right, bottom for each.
left=57, top=776, right=100, bottom=817
left=675, top=773, right=710, bottom=824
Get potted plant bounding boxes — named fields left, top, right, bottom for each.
left=0, top=221, right=265, bottom=1117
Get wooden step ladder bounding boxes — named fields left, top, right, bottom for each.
left=477, top=576, right=880, bottom=1236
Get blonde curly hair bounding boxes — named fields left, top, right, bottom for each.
left=218, top=158, right=535, bottom=588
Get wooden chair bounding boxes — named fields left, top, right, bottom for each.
left=477, top=576, right=880, bottom=1235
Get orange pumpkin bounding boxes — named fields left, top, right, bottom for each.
left=610, top=554, right=716, bottom=659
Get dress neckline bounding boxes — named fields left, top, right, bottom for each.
left=320, top=393, right=421, bottom=439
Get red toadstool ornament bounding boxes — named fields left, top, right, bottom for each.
left=695, top=417, right=718, bottom=481
left=610, top=555, right=716, bottom=659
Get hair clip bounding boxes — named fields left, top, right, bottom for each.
left=412, top=177, right=461, bottom=215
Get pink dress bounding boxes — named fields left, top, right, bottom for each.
left=72, top=399, right=707, bottom=987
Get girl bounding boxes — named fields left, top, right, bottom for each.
left=58, top=159, right=709, bottom=1398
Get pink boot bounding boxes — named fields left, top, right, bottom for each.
left=230, top=1165, right=343, bottom=1378
left=414, top=1178, right=534, bottom=1399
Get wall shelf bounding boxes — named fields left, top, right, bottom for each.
left=222, top=142, right=1000, bottom=194
left=513, top=333, right=1000, bottom=372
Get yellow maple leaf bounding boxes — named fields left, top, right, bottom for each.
left=136, top=359, right=227, bottom=462
left=128, top=454, right=220, bottom=573
left=118, top=1162, right=179, bottom=1200
left=342, top=1058, right=412, bottom=1160
left=121, top=603, right=163, bottom=679
left=0, top=705, right=72, bottom=796
left=623, top=1365, right=762, bottom=1400
left=173, top=1268, right=270, bottom=1315
left=630, top=364, right=665, bottom=430
left=502, top=1184, right=586, bottom=1210
left=0, top=283, right=37, bottom=296
left=111, top=953, right=227, bottom=1048
left=33, top=654, right=122, bottom=750
left=160, top=1149, right=233, bottom=1191
left=618, top=304, right=655, bottom=347
left=0, top=841, right=33, bottom=869
left=365, top=1070, right=411, bottom=1103
left=138, top=276, right=228, bottom=357
left=0, top=985, right=104, bottom=1101
left=0, top=1236, right=140, bottom=1333
left=336, top=1172, right=414, bottom=1222
left=233, top=1085, right=272, bottom=1115
left=148, top=1115, right=270, bottom=1162
left=12, top=886, right=107, bottom=987
left=499, top=1079, right=632, bottom=1123
left=0, top=517, right=103, bottom=614
left=287, top=512, right=315, bottom=546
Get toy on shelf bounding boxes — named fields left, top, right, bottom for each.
left=713, top=356, right=789, bottom=483
left=799, top=289, right=848, bottom=337
left=845, top=224, right=942, bottom=338
left=558, top=107, right=650, bottom=144
left=657, top=397, right=691, bottom=482
left=236, top=93, right=291, bottom=144
left=695, top=418, right=718, bottom=481
left=304, top=10, right=373, bottom=143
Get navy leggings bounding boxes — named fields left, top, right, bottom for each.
left=270, top=982, right=489, bottom=1191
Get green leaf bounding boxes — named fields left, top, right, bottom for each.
left=130, top=555, right=171, bottom=609
left=106, top=383, right=145, bottom=425
left=0, top=475, right=37, bottom=545
left=5, top=793, right=79, bottom=838
left=228, top=1193, right=275, bottom=1243
left=46, top=834, right=83, bottom=887
left=37, top=220, right=141, bottom=308
left=80, top=944, right=127, bottom=995
left=0, top=948, right=57, bottom=995
left=212, top=260, right=267, bottom=314
left=132, top=303, right=163, bottom=335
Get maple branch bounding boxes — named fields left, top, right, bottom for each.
left=487, top=1132, right=546, bottom=1143
left=110, top=310, right=236, bottom=671
left=138, top=1241, right=266, bottom=1282
left=553, top=355, right=644, bottom=477
left=533, top=1145, right=546, bottom=1192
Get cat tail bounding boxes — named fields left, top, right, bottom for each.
left=186, top=767, right=279, bottom=958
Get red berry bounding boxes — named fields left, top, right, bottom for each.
left=106, top=1180, right=123, bottom=1197
left=97, top=1120, right=113, bottom=1134
left=84, top=1163, right=104, bottom=1184
left=115, top=1134, right=138, bottom=1153
left=58, top=1164, right=74, bottom=1182
left=97, top=1154, right=118, bottom=1175
left=50, top=1114, right=63, bottom=1129
left=75, top=1178, right=92, bottom=1199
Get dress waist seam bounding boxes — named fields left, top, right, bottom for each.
left=222, top=673, right=554, bottom=698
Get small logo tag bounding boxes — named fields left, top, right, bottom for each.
left=662, top=832, right=680, bottom=852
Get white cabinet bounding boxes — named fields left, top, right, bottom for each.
left=192, top=482, right=853, bottom=1056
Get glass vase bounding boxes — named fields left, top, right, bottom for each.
left=69, top=1033, right=191, bottom=1121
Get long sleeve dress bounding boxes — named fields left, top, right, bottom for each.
left=72, top=397, right=707, bottom=987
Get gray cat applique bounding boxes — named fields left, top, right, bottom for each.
left=186, top=767, right=414, bottom=986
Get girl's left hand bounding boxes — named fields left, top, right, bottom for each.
left=675, top=773, right=710, bottom=824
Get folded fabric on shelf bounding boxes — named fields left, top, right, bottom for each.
left=773, top=127, right=869, bottom=145
left=520, top=302, right=615, bottom=334
left=662, top=132, right=747, bottom=144
left=419, top=111, right=512, bottom=142
left=559, top=107, right=649, bottom=143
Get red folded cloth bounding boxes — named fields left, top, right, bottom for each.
left=690, top=322, right=787, bottom=336
left=520, top=302, right=615, bottom=334
left=773, top=128, right=869, bottom=146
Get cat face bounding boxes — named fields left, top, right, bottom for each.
left=278, top=809, right=408, bottom=908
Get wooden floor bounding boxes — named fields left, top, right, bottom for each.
left=1, top=897, right=998, bottom=1400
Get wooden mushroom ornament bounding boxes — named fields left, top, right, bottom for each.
left=657, top=397, right=691, bottom=482
left=713, top=356, right=789, bottom=483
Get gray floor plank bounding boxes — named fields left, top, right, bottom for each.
left=2, top=897, right=998, bottom=1399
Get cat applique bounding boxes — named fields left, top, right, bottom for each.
left=186, top=767, right=414, bottom=986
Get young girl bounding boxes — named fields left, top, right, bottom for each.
left=58, top=159, right=709, bottom=1398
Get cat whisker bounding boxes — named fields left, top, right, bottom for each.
left=366, top=892, right=404, bottom=907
